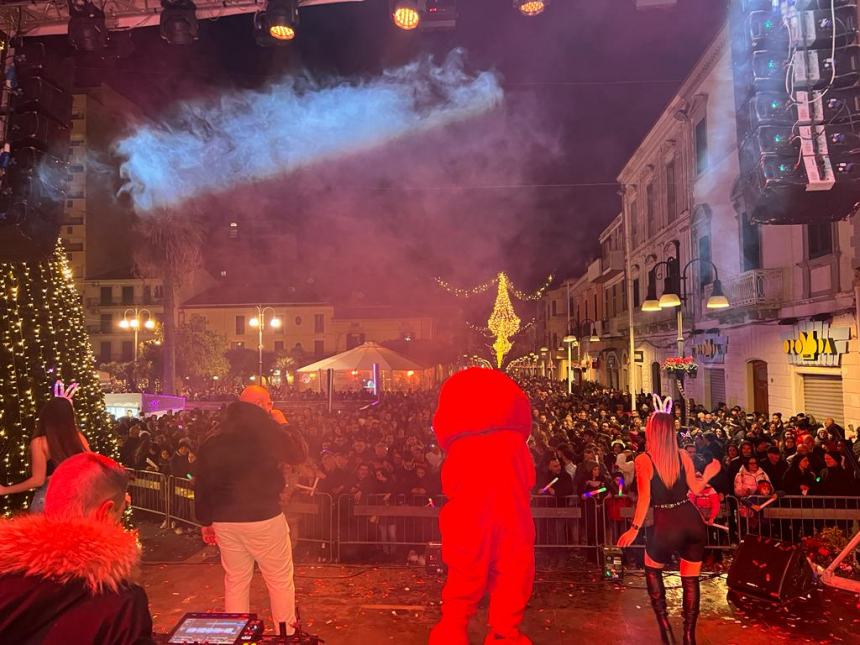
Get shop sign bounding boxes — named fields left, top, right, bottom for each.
left=691, top=334, right=728, bottom=365
left=783, top=322, right=850, bottom=367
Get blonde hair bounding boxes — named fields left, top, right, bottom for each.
left=646, top=412, right=680, bottom=488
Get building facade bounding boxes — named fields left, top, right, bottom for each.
left=615, top=27, right=860, bottom=426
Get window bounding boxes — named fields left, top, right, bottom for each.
left=633, top=278, right=640, bottom=309
left=593, top=294, right=598, bottom=319
left=695, top=117, right=709, bottom=175
left=121, top=341, right=133, bottom=362
left=154, top=286, right=164, bottom=299
left=604, top=290, right=610, bottom=318
left=121, top=286, right=134, bottom=305
left=235, top=315, right=245, bottom=335
left=143, top=285, right=152, bottom=304
left=100, top=286, right=112, bottom=305
left=347, top=333, right=365, bottom=349
left=741, top=213, right=762, bottom=271
left=274, top=340, right=285, bottom=353
left=807, top=222, right=833, bottom=259
left=294, top=316, right=303, bottom=326
left=666, top=158, right=677, bottom=223
left=612, top=284, right=618, bottom=316
left=100, top=313, right=112, bottom=333
left=622, top=282, right=628, bottom=311
left=698, top=235, right=713, bottom=286
left=314, top=340, right=325, bottom=355
left=646, top=182, right=656, bottom=236
left=314, top=314, right=325, bottom=333
left=551, top=300, right=557, bottom=316
left=99, top=342, right=111, bottom=364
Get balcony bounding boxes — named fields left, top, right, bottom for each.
left=587, top=259, right=601, bottom=283
left=704, top=268, right=788, bottom=310
left=596, top=250, right=624, bottom=283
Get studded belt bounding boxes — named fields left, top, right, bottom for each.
left=654, top=498, right=689, bottom=510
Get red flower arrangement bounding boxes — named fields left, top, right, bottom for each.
left=661, top=356, right=698, bottom=376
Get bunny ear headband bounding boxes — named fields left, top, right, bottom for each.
left=53, top=380, right=80, bottom=402
left=652, top=393, right=673, bottom=415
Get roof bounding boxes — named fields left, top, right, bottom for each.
left=333, top=305, right=433, bottom=320
left=297, top=342, right=425, bottom=372
left=182, top=284, right=328, bottom=308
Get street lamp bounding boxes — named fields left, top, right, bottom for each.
left=641, top=240, right=730, bottom=357
left=118, top=307, right=156, bottom=362
left=249, top=305, right=282, bottom=382
left=539, top=346, right=548, bottom=378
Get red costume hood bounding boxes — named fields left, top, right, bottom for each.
left=433, top=368, right=532, bottom=451
left=0, top=514, right=141, bottom=595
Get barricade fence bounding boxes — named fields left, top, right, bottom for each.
left=123, top=470, right=860, bottom=563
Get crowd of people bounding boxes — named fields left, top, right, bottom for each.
left=115, top=376, right=858, bottom=541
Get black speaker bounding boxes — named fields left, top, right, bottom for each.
left=727, top=535, right=814, bottom=602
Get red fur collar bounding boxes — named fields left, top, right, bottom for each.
left=0, top=514, right=140, bottom=595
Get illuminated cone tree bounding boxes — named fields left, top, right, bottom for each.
left=0, top=242, right=117, bottom=514
left=488, top=273, right=521, bottom=368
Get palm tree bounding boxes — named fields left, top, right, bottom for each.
left=134, top=209, right=202, bottom=395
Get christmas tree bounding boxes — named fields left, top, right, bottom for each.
left=0, top=241, right=118, bottom=514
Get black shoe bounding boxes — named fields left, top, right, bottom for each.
left=681, top=575, right=700, bottom=645
left=644, top=566, right=676, bottom=645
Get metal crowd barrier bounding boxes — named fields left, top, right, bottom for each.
left=736, top=494, right=860, bottom=543
left=124, top=469, right=860, bottom=563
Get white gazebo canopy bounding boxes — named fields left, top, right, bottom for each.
left=297, top=341, right=424, bottom=373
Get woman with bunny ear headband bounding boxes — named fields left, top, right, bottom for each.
left=616, top=394, right=722, bottom=645
left=0, top=382, right=91, bottom=512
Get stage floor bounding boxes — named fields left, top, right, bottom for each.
left=142, top=553, right=858, bottom=644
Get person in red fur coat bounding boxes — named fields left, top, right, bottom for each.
left=0, top=452, right=152, bottom=644
left=429, top=368, right=535, bottom=645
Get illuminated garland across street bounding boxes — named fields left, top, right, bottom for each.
left=437, top=271, right=552, bottom=368
left=0, top=242, right=117, bottom=514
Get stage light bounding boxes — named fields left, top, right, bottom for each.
left=160, top=0, right=199, bottom=45
left=392, top=0, right=421, bottom=30
left=266, top=0, right=298, bottom=41
left=515, top=0, right=548, bottom=17
left=67, top=0, right=108, bottom=51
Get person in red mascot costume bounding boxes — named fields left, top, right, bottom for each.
left=428, top=368, right=535, bottom=645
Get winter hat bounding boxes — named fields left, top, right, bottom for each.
left=432, top=368, right=531, bottom=451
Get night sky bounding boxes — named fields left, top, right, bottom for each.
left=73, top=0, right=728, bottom=305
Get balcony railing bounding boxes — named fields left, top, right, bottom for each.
left=705, top=268, right=788, bottom=309
left=86, top=297, right=163, bottom=308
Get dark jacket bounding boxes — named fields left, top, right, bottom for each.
left=816, top=464, right=856, bottom=496
left=782, top=465, right=817, bottom=496
left=761, top=458, right=789, bottom=490
left=0, top=514, right=152, bottom=644
left=195, top=403, right=308, bottom=525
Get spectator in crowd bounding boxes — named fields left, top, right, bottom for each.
left=119, top=423, right=142, bottom=466
left=0, top=453, right=152, bottom=643
left=782, top=453, right=817, bottom=496
left=761, top=446, right=788, bottom=488
left=817, top=451, right=855, bottom=496
left=170, top=438, right=195, bottom=479
left=734, top=456, right=771, bottom=498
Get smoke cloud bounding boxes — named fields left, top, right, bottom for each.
left=115, top=49, right=503, bottom=212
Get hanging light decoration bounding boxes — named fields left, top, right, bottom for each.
left=391, top=0, right=421, bottom=30
left=515, top=0, right=549, bottom=17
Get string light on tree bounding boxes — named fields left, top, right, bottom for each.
left=0, top=242, right=117, bottom=515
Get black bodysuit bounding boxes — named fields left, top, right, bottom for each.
left=644, top=452, right=707, bottom=564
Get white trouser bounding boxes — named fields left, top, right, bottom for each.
left=212, top=513, right=296, bottom=634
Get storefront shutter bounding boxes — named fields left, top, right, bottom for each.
left=708, top=368, right=726, bottom=409
left=802, top=374, right=844, bottom=425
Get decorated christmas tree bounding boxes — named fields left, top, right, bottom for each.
left=0, top=242, right=118, bottom=514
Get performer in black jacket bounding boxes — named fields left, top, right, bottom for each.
left=0, top=452, right=152, bottom=644
left=196, top=397, right=307, bottom=636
